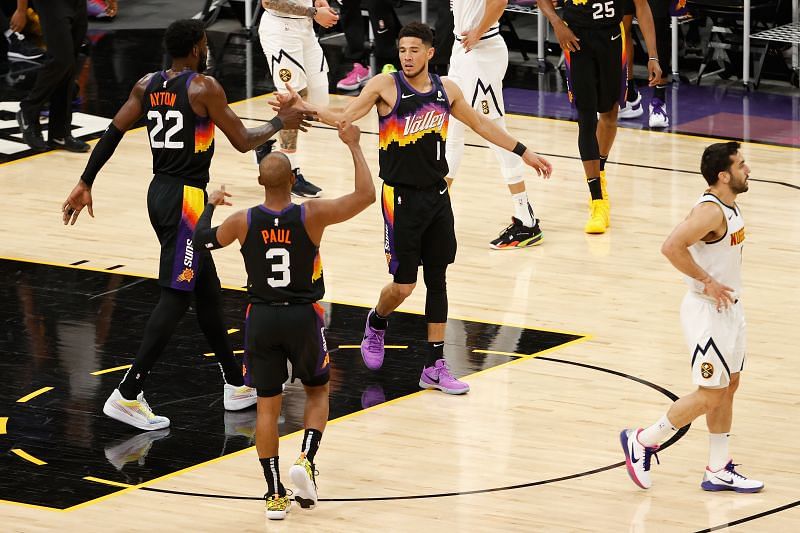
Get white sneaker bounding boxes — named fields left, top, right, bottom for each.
left=289, top=455, right=318, bottom=509
left=648, top=98, right=670, bottom=128
left=104, top=428, right=170, bottom=470
left=618, top=93, right=644, bottom=119
left=620, top=428, right=659, bottom=489
left=103, top=389, right=170, bottom=431
left=223, top=384, right=257, bottom=411
left=701, top=460, right=764, bottom=493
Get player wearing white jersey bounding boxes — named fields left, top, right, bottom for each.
left=259, top=0, right=339, bottom=197
left=620, top=142, right=764, bottom=494
left=445, top=0, right=543, bottom=249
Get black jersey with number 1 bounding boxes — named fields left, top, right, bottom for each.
left=240, top=203, right=325, bottom=305
left=142, top=70, right=215, bottom=184
left=563, top=0, right=623, bottom=29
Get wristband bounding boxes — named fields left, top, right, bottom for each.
left=648, top=57, right=659, bottom=63
left=269, top=116, right=284, bottom=132
left=512, top=142, right=527, bottom=157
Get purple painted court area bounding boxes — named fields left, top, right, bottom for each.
left=504, top=83, right=800, bottom=147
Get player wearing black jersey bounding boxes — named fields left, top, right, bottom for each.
left=61, top=19, right=310, bottom=431
left=281, top=22, right=552, bottom=395
left=193, top=122, right=374, bottom=520
left=538, top=0, right=661, bottom=234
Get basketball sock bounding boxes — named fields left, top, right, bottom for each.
left=708, top=433, right=730, bottom=471
left=599, top=156, right=608, bottom=172
left=260, top=456, right=286, bottom=496
left=425, top=341, right=444, bottom=367
left=119, top=288, right=192, bottom=400
left=654, top=85, right=667, bottom=102
left=638, top=414, right=678, bottom=447
left=511, top=191, right=534, bottom=226
left=626, top=79, right=638, bottom=102
left=301, top=428, right=323, bottom=464
left=369, top=308, right=388, bottom=330
left=587, top=177, right=603, bottom=201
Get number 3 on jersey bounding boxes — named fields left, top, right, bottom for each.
left=147, top=109, right=184, bottom=149
left=592, top=1, right=615, bottom=19
left=266, top=248, right=290, bottom=287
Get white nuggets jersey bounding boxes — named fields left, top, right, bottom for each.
left=684, top=193, right=745, bottom=298
left=452, top=0, right=499, bottom=37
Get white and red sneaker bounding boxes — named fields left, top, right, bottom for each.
left=701, top=460, right=764, bottom=493
left=620, top=428, right=659, bottom=489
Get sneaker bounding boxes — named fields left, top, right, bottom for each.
left=584, top=199, right=610, bottom=234
left=265, top=493, right=291, bottom=520
left=223, top=409, right=257, bottom=439
left=6, top=32, right=44, bottom=61
left=87, top=0, right=114, bottom=19
left=649, top=98, right=670, bottom=128
left=254, top=139, right=276, bottom=164
left=291, top=168, right=322, bottom=198
left=103, top=389, right=171, bottom=431
left=104, top=428, right=170, bottom=470
left=290, top=455, right=318, bottom=509
left=381, top=63, right=397, bottom=74
left=336, top=63, right=371, bottom=91
left=587, top=172, right=610, bottom=209
left=701, top=460, right=764, bottom=493
left=223, top=383, right=257, bottom=411
left=489, top=217, right=543, bottom=249
left=48, top=135, right=90, bottom=153
left=361, top=384, right=386, bottom=408
left=360, top=310, right=386, bottom=370
left=618, top=91, right=643, bottom=119
left=620, top=428, right=660, bottom=489
left=16, top=108, right=47, bottom=151
left=419, top=359, right=470, bottom=394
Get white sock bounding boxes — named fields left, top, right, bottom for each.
left=638, top=414, right=678, bottom=447
left=708, top=433, right=730, bottom=471
left=511, top=191, right=534, bottom=226
left=281, top=150, right=298, bottom=169
left=4, top=29, right=13, bottom=39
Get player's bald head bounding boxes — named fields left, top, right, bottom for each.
left=258, top=152, right=293, bottom=190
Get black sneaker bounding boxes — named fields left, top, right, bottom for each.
left=16, top=108, right=47, bottom=151
left=6, top=32, right=44, bottom=62
left=291, top=168, right=322, bottom=198
left=49, top=135, right=90, bottom=153
left=254, top=139, right=276, bottom=164
left=489, top=217, right=543, bottom=249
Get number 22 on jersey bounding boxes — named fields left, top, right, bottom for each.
left=147, top=110, right=184, bottom=149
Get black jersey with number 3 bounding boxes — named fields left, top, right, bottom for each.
left=240, top=203, right=324, bottom=305
left=142, top=70, right=215, bottom=184
left=563, top=0, right=623, bottom=29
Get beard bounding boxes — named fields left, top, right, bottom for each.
left=731, top=177, right=749, bottom=194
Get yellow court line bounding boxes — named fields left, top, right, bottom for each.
left=338, top=344, right=408, bottom=349
left=0, top=255, right=153, bottom=281
left=16, top=387, right=54, bottom=403
left=11, top=449, right=47, bottom=466
left=227, top=328, right=240, bottom=334
left=90, top=364, right=132, bottom=376
left=473, top=349, right=525, bottom=357
left=204, top=350, right=245, bottom=357
left=83, top=477, right=134, bottom=488
left=0, top=417, right=7, bottom=434
left=0, top=498, right=63, bottom=513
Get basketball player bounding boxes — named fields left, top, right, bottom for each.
left=193, top=122, right=375, bottom=519
left=61, top=19, right=310, bottom=431
left=280, top=22, right=552, bottom=394
left=258, top=0, right=338, bottom=197
left=447, top=0, right=543, bottom=249
left=538, top=0, right=660, bottom=234
left=621, top=142, right=764, bottom=493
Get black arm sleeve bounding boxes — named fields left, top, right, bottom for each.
left=193, top=204, right=224, bottom=250
left=80, top=123, right=124, bottom=187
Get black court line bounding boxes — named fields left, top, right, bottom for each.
left=70, top=260, right=89, bottom=266
left=105, top=264, right=125, bottom=270
left=137, top=355, right=690, bottom=503
left=239, top=117, right=800, bottom=191
left=695, top=500, right=800, bottom=532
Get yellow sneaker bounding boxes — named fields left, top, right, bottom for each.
left=584, top=199, right=610, bottom=234
left=265, top=493, right=291, bottom=520
left=600, top=171, right=610, bottom=208
left=290, top=454, right=318, bottom=509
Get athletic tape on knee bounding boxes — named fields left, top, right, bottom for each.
left=306, top=73, right=330, bottom=106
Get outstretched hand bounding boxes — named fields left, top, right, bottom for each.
left=522, top=150, right=553, bottom=179
left=62, top=181, right=94, bottom=225
left=337, top=121, right=360, bottom=146
left=269, top=83, right=316, bottom=131
left=208, top=184, right=232, bottom=207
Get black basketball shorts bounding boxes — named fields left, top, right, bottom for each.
left=564, top=23, right=627, bottom=114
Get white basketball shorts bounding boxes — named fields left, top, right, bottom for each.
left=447, top=35, right=507, bottom=120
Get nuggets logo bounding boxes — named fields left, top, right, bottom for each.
left=701, top=362, right=714, bottom=379
left=730, top=227, right=745, bottom=246
left=279, top=68, right=292, bottom=82
left=176, top=267, right=194, bottom=283
left=481, top=100, right=490, bottom=114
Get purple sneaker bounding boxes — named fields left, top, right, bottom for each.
left=360, top=310, right=385, bottom=370
left=419, top=359, right=470, bottom=395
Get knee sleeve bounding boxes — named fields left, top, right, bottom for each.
left=488, top=117, right=526, bottom=184
left=257, top=386, right=283, bottom=398
left=423, top=264, right=448, bottom=324
left=576, top=108, right=600, bottom=161
left=444, top=117, right=466, bottom=179
left=301, top=372, right=330, bottom=388
left=306, top=73, right=330, bottom=107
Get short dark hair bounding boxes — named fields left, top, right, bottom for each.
left=164, top=19, right=206, bottom=59
left=700, top=142, right=740, bottom=185
left=398, top=22, right=434, bottom=46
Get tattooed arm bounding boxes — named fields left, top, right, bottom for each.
left=262, top=0, right=315, bottom=17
